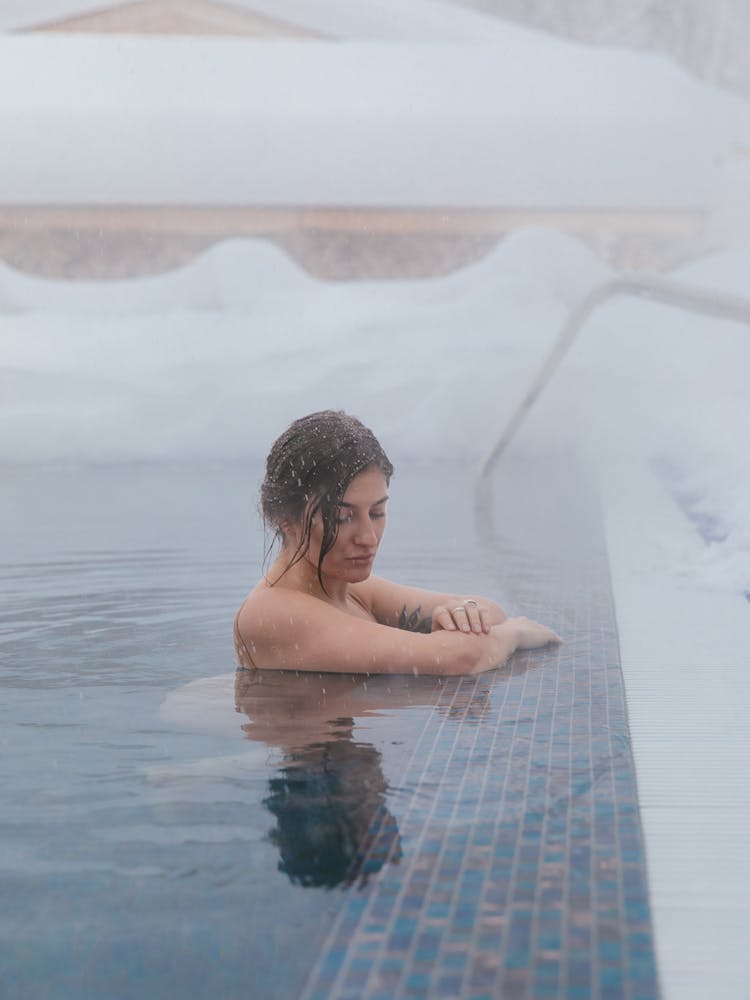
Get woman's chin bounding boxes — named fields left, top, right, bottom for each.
left=344, top=557, right=375, bottom=579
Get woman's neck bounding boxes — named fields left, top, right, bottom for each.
left=267, top=552, right=349, bottom=608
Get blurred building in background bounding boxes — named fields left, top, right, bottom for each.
left=21, top=0, right=321, bottom=39
left=1, top=0, right=747, bottom=281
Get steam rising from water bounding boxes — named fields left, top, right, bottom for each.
left=1, top=228, right=749, bottom=591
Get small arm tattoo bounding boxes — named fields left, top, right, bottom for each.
left=397, top=604, right=432, bottom=633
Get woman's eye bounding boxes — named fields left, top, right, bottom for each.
left=336, top=509, right=385, bottom=524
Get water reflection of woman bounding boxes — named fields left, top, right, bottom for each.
left=263, top=735, right=398, bottom=889
left=234, top=410, right=560, bottom=676
left=235, top=669, right=445, bottom=888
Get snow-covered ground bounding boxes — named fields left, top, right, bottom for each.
left=0, top=34, right=746, bottom=207
left=2, top=228, right=749, bottom=597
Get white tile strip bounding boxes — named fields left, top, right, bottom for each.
left=599, top=462, right=750, bottom=1000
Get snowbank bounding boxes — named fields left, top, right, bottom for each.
left=0, top=34, right=746, bottom=207
left=1, top=227, right=749, bottom=593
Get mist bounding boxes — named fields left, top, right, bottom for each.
left=1, top=8, right=749, bottom=589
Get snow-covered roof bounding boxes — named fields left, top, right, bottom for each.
left=1, top=33, right=746, bottom=208
left=0, top=0, right=518, bottom=39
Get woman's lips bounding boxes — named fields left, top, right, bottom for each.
left=348, top=555, right=374, bottom=565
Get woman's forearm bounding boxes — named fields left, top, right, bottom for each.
left=419, top=621, right=519, bottom=676
left=424, top=616, right=559, bottom=676
left=471, top=620, right=518, bottom=671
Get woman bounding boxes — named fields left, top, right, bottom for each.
left=234, top=410, right=560, bottom=675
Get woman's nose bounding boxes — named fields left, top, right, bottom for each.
left=354, top=518, right=377, bottom=546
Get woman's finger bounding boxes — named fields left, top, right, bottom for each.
left=451, top=603, right=476, bottom=634
left=461, top=599, right=488, bottom=634
left=433, top=602, right=492, bottom=635
left=432, top=606, right=458, bottom=631
left=448, top=605, right=468, bottom=632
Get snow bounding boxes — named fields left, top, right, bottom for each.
left=1, top=228, right=749, bottom=594
left=0, top=34, right=747, bottom=206
left=0, top=27, right=748, bottom=593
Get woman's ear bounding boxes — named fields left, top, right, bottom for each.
left=278, top=518, right=297, bottom=548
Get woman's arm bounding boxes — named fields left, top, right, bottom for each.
left=352, top=576, right=507, bottom=635
left=236, top=590, right=557, bottom=677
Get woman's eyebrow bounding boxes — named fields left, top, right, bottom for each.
left=338, top=495, right=389, bottom=509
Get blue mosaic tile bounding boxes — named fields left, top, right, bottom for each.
left=300, top=464, right=660, bottom=999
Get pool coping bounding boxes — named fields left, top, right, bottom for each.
left=599, top=462, right=750, bottom=1000
left=299, top=457, right=660, bottom=999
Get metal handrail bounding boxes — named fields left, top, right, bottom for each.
left=474, top=273, right=750, bottom=529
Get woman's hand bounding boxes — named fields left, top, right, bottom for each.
left=464, top=616, right=562, bottom=675
left=432, top=599, right=493, bottom=635
left=503, top=616, right=562, bottom=649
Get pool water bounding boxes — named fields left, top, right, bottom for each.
left=0, top=459, right=659, bottom=999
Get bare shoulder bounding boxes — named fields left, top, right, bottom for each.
left=236, top=581, right=376, bottom=666
left=236, top=581, right=317, bottom=633
left=235, top=583, right=323, bottom=670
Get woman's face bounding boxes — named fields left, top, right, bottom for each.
left=298, top=465, right=389, bottom=582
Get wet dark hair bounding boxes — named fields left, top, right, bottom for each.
left=260, top=410, right=393, bottom=588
